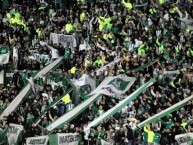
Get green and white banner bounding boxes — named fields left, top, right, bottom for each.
left=26, top=135, right=49, bottom=145
left=0, top=52, right=10, bottom=65
left=163, top=70, right=180, bottom=75
left=0, top=129, right=8, bottom=145
left=88, top=76, right=156, bottom=128
left=0, top=70, right=4, bottom=84
left=47, top=93, right=100, bottom=131
left=72, top=74, right=96, bottom=91
left=50, top=33, right=77, bottom=48
left=50, top=133, right=79, bottom=145
left=95, top=58, right=121, bottom=75
left=134, top=95, right=193, bottom=130
left=89, top=75, right=136, bottom=96
left=101, top=139, right=113, bottom=145
left=0, top=57, right=63, bottom=120
left=175, top=133, right=193, bottom=145
left=7, top=123, right=23, bottom=145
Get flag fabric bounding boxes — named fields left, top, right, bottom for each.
left=72, top=74, right=97, bottom=91
left=26, top=135, right=49, bottom=145
left=0, top=52, right=10, bottom=65
left=7, top=123, right=24, bottom=145
left=49, top=133, right=79, bottom=145
left=101, top=139, right=112, bottom=145
left=175, top=133, right=193, bottom=145
left=89, top=75, right=136, bottom=96
left=0, top=129, right=8, bottom=145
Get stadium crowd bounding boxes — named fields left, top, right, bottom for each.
left=0, top=0, right=193, bottom=145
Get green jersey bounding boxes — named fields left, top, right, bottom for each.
left=98, top=131, right=107, bottom=139
left=153, top=132, right=161, bottom=144
left=143, top=131, right=148, bottom=142
left=89, top=130, right=97, bottom=140
left=65, top=48, right=70, bottom=59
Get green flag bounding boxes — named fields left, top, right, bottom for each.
left=0, top=129, right=8, bottom=145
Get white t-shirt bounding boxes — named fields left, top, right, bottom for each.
left=13, top=47, right=18, bottom=57
left=129, top=119, right=137, bottom=129
left=50, top=48, right=59, bottom=59
left=79, top=43, right=86, bottom=51
left=83, top=126, right=90, bottom=140
left=134, top=39, right=143, bottom=48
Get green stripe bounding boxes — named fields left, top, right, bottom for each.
left=133, top=59, right=158, bottom=73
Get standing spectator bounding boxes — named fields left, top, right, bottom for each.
left=12, top=44, right=18, bottom=69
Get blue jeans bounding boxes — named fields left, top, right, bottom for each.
left=127, top=140, right=134, bottom=145
left=142, top=141, right=148, bottom=145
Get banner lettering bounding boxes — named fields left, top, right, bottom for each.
left=0, top=52, right=10, bottom=65
left=58, top=133, right=79, bottom=145
left=90, top=75, right=136, bottom=96
left=50, top=33, right=76, bottom=48
left=7, top=123, right=23, bottom=145
left=26, top=135, right=49, bottom=145
left=175, top=133, right=193, bottom=145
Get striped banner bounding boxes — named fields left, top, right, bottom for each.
left=46, top=93, right=101, bottom=131
left=133, top=95, right=193, bottom=130
left=88, top=76, right=157, bottom=128
left=35, top=88, right=73, bottom=125
left=95, top=58, right=121, bottom=75
left=0, top=57, right=64, bottom=120
left=132, top=59, right=158, bottom=73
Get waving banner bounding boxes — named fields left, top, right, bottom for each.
left=0, top=70, right=4, bottom=84
left=133, top=95, right=193, bottom=131
left=0, top=52, right=10, bottom=65
left=95, top=58, right=121, bottom=76
left=50, top=33, right=77, bottom=48
left=7, top=123, right=23, bottom=145
left=49, top=133, right=79, bottom=145
left=26, top=135, right=49, bottom=145
left=175, top=133, right=193, bottom=145
left=101, top=139, right=113, bottom=145
left=71, top=74, right=97, bottom=91
left=89, top=75, right=136, bottom=96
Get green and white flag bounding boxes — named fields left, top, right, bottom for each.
left=7, top=123, right=23, bottom=145
left=50, top=133, right=79, bottom=145
left=0, top=52, right=10, bottom=65
left=0, top=57, right=63, bottom=120
left=101, top=139, right=112, bottom=145
left=72, top=74, right=96, bottom=91
left=89, top=75, right=136, bottom=96
left=26, top=135, right=49, bottom=145
left=175, top=133, right=193, bottom=145
left=95, top=58, right=121, bottom=75
left=0, top=129, right=8, bottom=145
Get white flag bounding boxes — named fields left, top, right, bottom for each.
left=101, top=139, right=113, bottom=145
left=7, top=123, right=24, bottom=145
left=26, top=135, right=49, bottom=145
left=0, top=52, right=10, bottom=64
